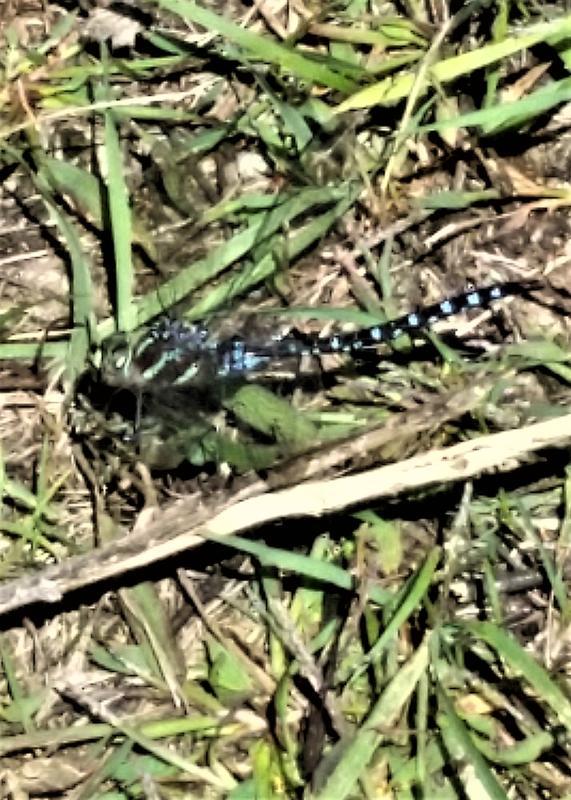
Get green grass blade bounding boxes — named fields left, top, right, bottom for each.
left=336, top=14, right=571, bottom=112
left=437, top=684, right=508, bottom=800
left=312, top=638, right=430, bottom=800
left=102, top=107, right=134, bottom=331
left=153, top=0, right=358, bottom=93
left=209, top=533, right=393, bottom=606
left=347, top=546, right=440, bottom=687
left=464, top=621, right=571, bottom=732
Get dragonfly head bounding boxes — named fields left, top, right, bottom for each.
left=100, top=332, right=138, bottom=388
left=100, top=319, right=211, bottom=390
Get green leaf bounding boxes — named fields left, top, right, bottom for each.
left=210, top=533, right=393, bottom=606
left=225, top=385, right=319, bottom=446
left=418, top=189, right=501, bottom=210
left=38, top=157, right=105, bottom=224
left=354, top=511, right=403, bottom=574
left=207, top=639, right=254, bottom=704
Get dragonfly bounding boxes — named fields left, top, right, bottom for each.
left=101, top=281, right=532, bottom=393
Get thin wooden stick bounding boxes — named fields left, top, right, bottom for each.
left=1, top=411, right=570, bottom=618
